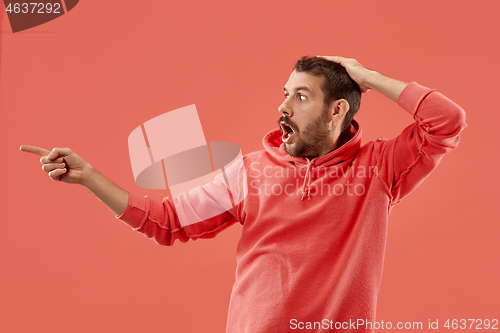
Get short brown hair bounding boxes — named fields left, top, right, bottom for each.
left=295, top=56, right=361, bottom=132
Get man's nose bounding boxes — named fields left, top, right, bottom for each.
left=278, top=99, right=293, bottom=117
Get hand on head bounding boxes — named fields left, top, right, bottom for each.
left=317, top=56, right=373, bottom=93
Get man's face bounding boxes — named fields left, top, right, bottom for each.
left=278, top=70, right=335, bottom=159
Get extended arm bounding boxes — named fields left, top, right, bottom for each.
left=20, top=145, right=239, bottom=245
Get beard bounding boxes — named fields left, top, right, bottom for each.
left=279, top=105, right=333, bottom=159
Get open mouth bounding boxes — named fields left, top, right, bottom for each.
left=280, top=122, right=295, bottom=143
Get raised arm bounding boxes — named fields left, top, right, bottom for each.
left=20, top=145, right=129, bottom=216
left=320, top=56, right=467, bottom=204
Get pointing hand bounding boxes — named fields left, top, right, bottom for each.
left=20, top=145, right=89, bottom=184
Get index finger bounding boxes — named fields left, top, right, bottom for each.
left=19, top=145, right=51, bottom=156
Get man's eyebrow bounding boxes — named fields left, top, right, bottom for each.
left=283, top=86, right=312, bottom=93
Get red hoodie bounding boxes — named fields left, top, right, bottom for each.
left=116, top=82, right=466, bottom=332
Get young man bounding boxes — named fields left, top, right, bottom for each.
left=21, top=56, right=466, bottom=332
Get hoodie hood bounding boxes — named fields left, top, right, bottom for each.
left=262, top=120, right=362, bottom=200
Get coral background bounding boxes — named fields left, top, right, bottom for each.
left=1, top=1, right=499, bottom=332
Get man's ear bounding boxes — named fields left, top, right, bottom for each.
left=329, top=99, right=350, bottom=120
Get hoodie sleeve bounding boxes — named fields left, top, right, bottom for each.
left=114, top=167, right=242, bottom=246
left=374, top=82, right=467, bottom=205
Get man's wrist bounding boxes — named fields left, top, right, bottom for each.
left=79, top=162, right=129, bottom=216
left=80, top=163, right=96, bottom=188
left=362, top=69, right=380, bottom=91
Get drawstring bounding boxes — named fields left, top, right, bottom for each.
left=300, top=160, right=314, bottom=201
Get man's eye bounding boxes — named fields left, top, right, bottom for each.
left=298, top=94, right=306, bottom=101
